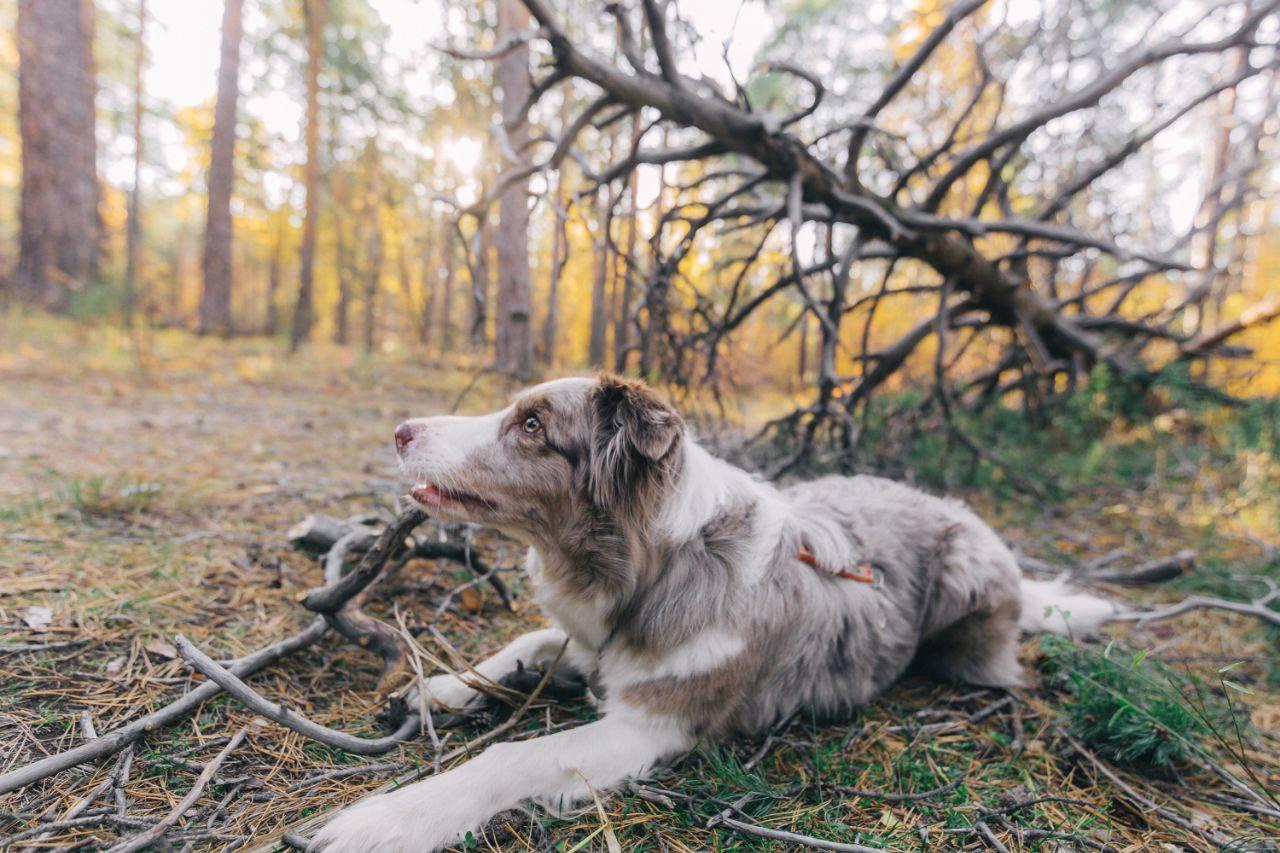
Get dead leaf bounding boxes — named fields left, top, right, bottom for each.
left=146, top=639, right=179, bottom=660
left=21, top=605, right=53, bottom=632
left=458, top=586, right=484, bottom=613
left=105, top=656, right=126, bottom=676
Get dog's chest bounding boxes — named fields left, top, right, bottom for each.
left=525, top=548, right=613, bottom=650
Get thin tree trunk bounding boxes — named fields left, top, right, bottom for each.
left=123, top=0, right=146, bottom=326
left=587, top=189, right=612, bottom=367
left=363, top=222, right=382, bottom=354
left=291, top=0, right=325, bottom=351
left=264, top=209, right=283, bottom=335
left=612, top=131, right=640, bottom=372
left=361, top=147, right=383, bottom=355
left=418, top=221, right=437, bottom=346
left=16, top=0, right=98, bottom=312
left=469, top=216, right=491, bottom=349
left=397, top=229, right=417, bottom=341
left=493, top=0, right=535, bottom=380
left=638, top=128, right=670, bottom=377
left=333, top=218, right=352, bottom=345
left=542, top=174, right=570, bottom=366
left=439, top=214, right=456, bottom=353
left=198, top=0, right=243, bottom=336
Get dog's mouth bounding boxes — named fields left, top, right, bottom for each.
left=409, top=483, right=497, bottom=513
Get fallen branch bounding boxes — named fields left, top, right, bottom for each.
left=291, top=511, right=514, bottom=610
left=718, top=815, right=882, bottom=852
left=1115, top=590, right=1280, bottom=629
left=830, top=772, right=965, bottom=802
left=175, top=635, right=422, bottom=755
left=0, top=618, right=327, bottom=796
left=1088, top=550, right=1195, bottom=585
left=302, top=508, right=428, bottom=614
left=103, top=727, right=248, bottom=853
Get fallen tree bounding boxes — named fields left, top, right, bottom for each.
left=450, top=0, right=1280, bottom=474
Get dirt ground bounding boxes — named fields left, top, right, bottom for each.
left=2, top=315, right=1278, bottom=851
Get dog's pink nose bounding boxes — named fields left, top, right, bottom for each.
left=394, top=422, right=419, bottom=454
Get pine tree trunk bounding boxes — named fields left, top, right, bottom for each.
left=469, top=216, right=491, bottom=348
left=587, top=189, right=612, bottom=367
left=439, top=215, right=456, bottom=353
left=363, top=219, right=381, bottom=354
left=16, top=0, right=99, bottom=312
left=418, top=222, right=436, bottom=346
left=493, top=0, right=534, bottom=380
left=290, top=0, right=324, bottom=351
left=542, top=170, right=569, bottom=367
left=123, top=0, right=146, bottom=325
left=333, top=220, right=351, bottom=345
left=198, top=0, right=242, bottom=336
left=264, top=210, right=283, bottom=335
left=612, top=150, right=639, bottom=371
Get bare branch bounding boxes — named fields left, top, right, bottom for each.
left=847, top=0, right=989, bottom=184
left=175, top=636, right=422, bottom=754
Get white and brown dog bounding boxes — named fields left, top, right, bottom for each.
left=312, top=375, right=1112, bottom=852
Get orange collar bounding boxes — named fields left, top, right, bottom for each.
left=797, top=544, right=880, bottom=585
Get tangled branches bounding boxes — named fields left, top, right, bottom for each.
left=456, top=0, right=1280, bottom=472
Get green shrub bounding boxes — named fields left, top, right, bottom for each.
left=1040, top=636, right=1223, bottom=769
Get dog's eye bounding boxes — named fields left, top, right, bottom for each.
left=521, top=415, right=542, bottom=434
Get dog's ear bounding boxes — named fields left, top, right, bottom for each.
left=588, top=374, right=683, bottom=513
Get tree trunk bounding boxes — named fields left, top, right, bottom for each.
left=493, top=0, right=535, bottom=380
left=612, top=145, right=640, bottom=371
left=333, top=218, right=352, bottom=344
left=587, top=189, right=612, bottom=367
left=290, top=0, right=324, bottom=352
left=362, top=222, right=382, bottom=354
left=264, top=209, right=283, bottom=335
left=439, top=215, right=456, bottom=353
left=198, top=0, right=242, bottom=336
left=123, top=0, right=146, bottom=325
left=541, top=167, right=570, bottom=366
left=16, top=0, right=99, bottom=312
left=361, top=185, right=382, bottom=355
left=418, top=221, right=436, bottom=346
left=469, top=216, right=491, bottom=348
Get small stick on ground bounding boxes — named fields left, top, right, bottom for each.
left=103, top=727, right=249, bottom=853
left=719, top=815, right=882, bottom=852
left=1115, top=578, right=1280, bottom=629
left=175, top=635, right=422, bottom=755
left=0, top=619, right=327, bottom=796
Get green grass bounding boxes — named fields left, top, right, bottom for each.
left=1040, top=636, right=1226, bottom=769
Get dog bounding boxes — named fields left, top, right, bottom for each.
left=311, top=374, right=1113, bottom=852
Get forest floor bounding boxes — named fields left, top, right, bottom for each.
left=1, top=312, right=1278, bottom=851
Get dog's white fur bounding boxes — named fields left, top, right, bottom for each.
left=311, top=376, right=1112, bottom=852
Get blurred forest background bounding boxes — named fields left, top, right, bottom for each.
left=2, top=0, right=1278, bottom=450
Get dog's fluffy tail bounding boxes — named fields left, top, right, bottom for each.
left=1018, top=577, right=1117, bottom=636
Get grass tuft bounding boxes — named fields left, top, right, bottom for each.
left=1041, top=636, right=1226, bottom=769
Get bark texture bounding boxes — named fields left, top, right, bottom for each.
left=198, top=0, right=244, bottom=336
left=16, top=0, right=99, bottom=312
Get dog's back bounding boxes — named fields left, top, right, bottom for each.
left=669, top=473, right=1024, bottom=735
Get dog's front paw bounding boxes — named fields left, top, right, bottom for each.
left=418, top=673, right=482, bottom=710
left=308, top=778, right=485, bottom=853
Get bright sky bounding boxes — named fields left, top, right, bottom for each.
left=144, top=0, right=769, bottom=106
left=133, top=0, right=1216, bottom=236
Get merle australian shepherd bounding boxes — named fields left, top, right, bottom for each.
left=311, top=375, right=1113, bottom=852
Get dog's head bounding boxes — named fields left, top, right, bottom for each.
left=395, top=375, right=684, bottom=541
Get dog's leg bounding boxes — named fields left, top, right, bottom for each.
left=415, top=627, right=572, bottom=709
left=309, top=709, right=691, bottom=853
